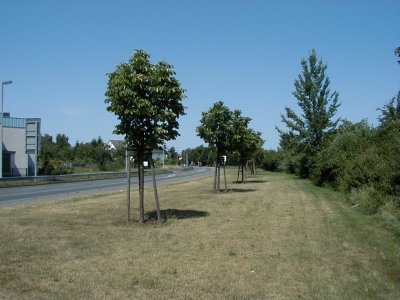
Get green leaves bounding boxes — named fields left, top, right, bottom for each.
left=231, top=109, right=263, bottom=163
left=105, top=50, right=185, bottom=152
left=197, top=101, right=263, bottom=161
left=377, top=90, right=400, bottom=124
left=197, top=101, right=233, bottom=155
left=277, top=50, right=341, bottom=177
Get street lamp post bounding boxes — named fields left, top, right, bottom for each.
left=1, top=80, right=13, bottom=178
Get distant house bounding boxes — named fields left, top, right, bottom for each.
left=106, top=140, right=165, bottom=161
left=106, top=140, right=125, bottom=151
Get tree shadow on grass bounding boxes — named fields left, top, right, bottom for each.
left=146, top=209, right=209, bottom=222
left=232, top=180, right=269, bottom=184
left=213, top=187, right=257, bottom=193
left=247, top=180, right=269, bottom=183
left=229, top=188, right=257, bottom=193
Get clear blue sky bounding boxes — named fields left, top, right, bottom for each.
left=1, top=0, right=399, bottom=150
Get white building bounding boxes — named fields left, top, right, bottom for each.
left=2, top=114, right=41, bottom=177
left=106, top=139, right=125, bottom=150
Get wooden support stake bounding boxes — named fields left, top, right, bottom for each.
left=138, top=152, right=144, bottom=224
left=223, top=162, right=227, bottom=192
left=150, top=157, right=161, bottom=225
left=217, top=163, right=221, bottom=193
left=214, top=163, right=218, bottom=193
left=126, top=148, right=131, bottom=224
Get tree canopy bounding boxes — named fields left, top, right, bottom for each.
left=378, top=91, right=400, bottom=124
left=197, top=101, right=233, bottom=157
left=105, top=50, right=185, bottom=152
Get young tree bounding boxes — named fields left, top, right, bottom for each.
left=55, top=133, right=72, bottom=162
left=105, top=50, right=185, bottom=223
left=230, top=110, right=263, bottom=182
left=167, top=146, right=178, bottom=163
left=39, top=134, right=55, bottom=162
left=90, top=137, right=112, bottom=170
left=277, top=50, right=341, bottom=178
left=38, top=134, right=56, bottom=174
left=197, top=101, right=233, bottom=192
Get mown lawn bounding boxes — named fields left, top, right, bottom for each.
left=0, top=171, right=399, bottom=299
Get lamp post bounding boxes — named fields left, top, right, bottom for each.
left=1, top=80, right=13, bottom=178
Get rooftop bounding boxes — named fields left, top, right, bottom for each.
left=2, top=117, right=26, bottom=129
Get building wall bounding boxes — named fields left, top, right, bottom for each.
left=2, top=116, right=40, bottom=177
left=152, top=150, right=164, bottom=161
left=3, top=127, right=27, bottom=176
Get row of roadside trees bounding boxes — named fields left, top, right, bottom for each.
left=104, top=50, right=264, bottom=222
left=196, top=101, right=263, bottom=191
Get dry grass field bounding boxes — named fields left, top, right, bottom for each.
left=0, top=171, right=399, bottom=299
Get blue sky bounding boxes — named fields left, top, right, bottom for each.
left=1, top=0, right=399, bottom=150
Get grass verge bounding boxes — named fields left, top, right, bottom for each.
left=0, top=171, right=399, bottom=299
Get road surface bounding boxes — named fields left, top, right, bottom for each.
left=0, top=167, right=213, bottom=208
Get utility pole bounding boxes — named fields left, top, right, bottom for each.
left=1, top=80, right=13, bottom=178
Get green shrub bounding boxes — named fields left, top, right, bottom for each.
left=351, top=186, right=385, bottom=215
left=379, top=200, right=400, bottom=236
left=311, top=119, right=399, bottom=218
left=312, top=120, right=399, bottom=195
left=311, top=120, right=372, bottom=189
left=262, top=150, right=282, bottom=172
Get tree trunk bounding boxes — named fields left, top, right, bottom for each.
left=241, top=162, right=245, bottom=183
left=237, top=165, right=240, bottom=182
left=150, top=157, right=161, bottom=224
left=244, top=160, right=248, bottom=183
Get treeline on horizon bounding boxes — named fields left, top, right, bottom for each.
left=38, top=135, right=125, bottom=175
left=37, top=133, right=264, bottom=175
left=37, top=134, right=218, bottom=175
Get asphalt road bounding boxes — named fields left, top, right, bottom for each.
left=0, top=167, right=214, bottom=208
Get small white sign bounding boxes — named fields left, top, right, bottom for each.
left=143, top=161, right=148, bottom=167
